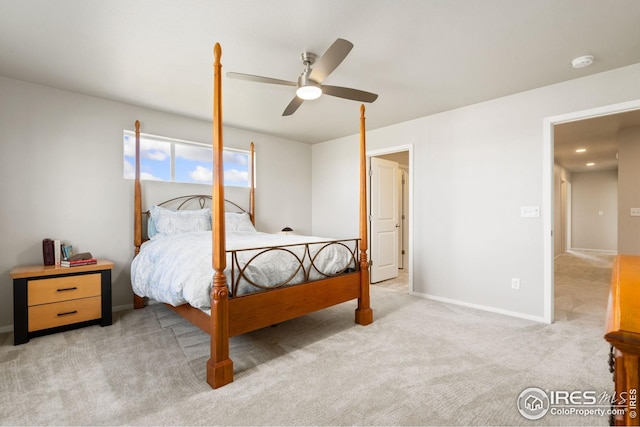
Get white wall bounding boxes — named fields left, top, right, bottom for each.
left=570, top=170, right=618, bottom=251
left=618, top=126, right=640, bottom=254
left=0, top=76, right=311, bottom=329
left=312, top=63, right=640, bottom=320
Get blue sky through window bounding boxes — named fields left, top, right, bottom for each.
left=123, top=132, right=251, bottom=187
left=123, top=134, right=170, bottom=181
left=175, top=144, right=212, bottom=184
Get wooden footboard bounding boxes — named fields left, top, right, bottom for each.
left=165, top=272, right=361, bottom=337
left=229, top=273, right=361, bottom=336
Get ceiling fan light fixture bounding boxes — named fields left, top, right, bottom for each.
left=296, top=73, right=322, bottom=100
left=296, top=84, right=322, bottom=100
left=228, top=39, right=377, bottom=115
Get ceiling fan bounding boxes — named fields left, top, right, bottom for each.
left=227, top=38, right=378, bottom=116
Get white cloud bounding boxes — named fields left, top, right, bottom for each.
left=141, top=172, right=164, bottom=181
left=125, top=156, right=165, bottom=181
left=225, top=169, right=249, bottom=183
left=176, top=144, right=211, bottom=162
left=123, top=136, right=135, bottom=157
left=144, top=149, right=169, bottom=161
left=190, top=165, right=213, bottom=183
left=124, top=159, right=135, bottom=179
left=223, top=151, right=248, bottom=167
left=123, top=134, right=170, bottom=161
left=141, top=138, right=170, bottom=161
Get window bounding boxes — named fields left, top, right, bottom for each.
left=123, top=131, right=251, bottom=187
left=174, top=144, right=213, bottom=184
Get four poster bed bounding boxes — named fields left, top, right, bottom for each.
left=131, top=43, right=373, bottom=389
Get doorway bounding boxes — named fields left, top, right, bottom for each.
left=543, top=99, right=640, bottom=323
left=368, top=145, right=413, bottom=293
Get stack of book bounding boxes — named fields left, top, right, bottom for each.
left=60, top=252, right=97, bottom=267
left=60, top=258, right=97, bottom=267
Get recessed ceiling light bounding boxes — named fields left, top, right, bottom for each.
left=586, top=162, right=595, bottom=166
left=576, top=148, right=587, bottom=153
left=572, top=55, right=594, bottom=69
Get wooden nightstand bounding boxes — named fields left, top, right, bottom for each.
left=11, top=260, right=113, bottom=345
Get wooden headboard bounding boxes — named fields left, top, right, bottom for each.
left=144, top=194, right=248, bottom=215
left=137, top=194, right=252, bottom=243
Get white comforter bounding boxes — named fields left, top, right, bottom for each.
left=131, top=231, right=355, bottom=309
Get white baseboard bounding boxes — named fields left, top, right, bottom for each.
left=410, top=291, right=549, bottom=324
left=568, top=248, right=617, bottom=254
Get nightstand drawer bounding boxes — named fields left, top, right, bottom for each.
left=28, top=296, right=102, bottom=332
left=28, top=274, right=101, bottom=306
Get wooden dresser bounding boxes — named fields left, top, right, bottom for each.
left=605, top=255, right=640, bottom=426
left=11, top=260, right=113, bottom=345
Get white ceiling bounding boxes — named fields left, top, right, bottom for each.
left=2, top=0, right=640, bottom=145
left=554, top=109, right=640, bottom=173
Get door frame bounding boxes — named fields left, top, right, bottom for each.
left=565, top=181, right=572, bottom=251
left=542, top=98, right=640, bottom=324
left=367, top=144, right=414, bottom=292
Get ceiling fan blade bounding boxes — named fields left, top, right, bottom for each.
left=321, top=85, right=378, bottom=103
left=227, top=72, right=296, bottom=87
left=282, top=97, right=304, bottom=116
left=309, top=38, right=353, bottom=83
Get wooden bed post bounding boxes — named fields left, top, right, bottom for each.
left=207, top=43, right=234, bottom=389
left=133, top=119, right=142, bottom=256
left=250, top=142, right=255, bottom=225
left=355, top=105, right=373, bottom=325
left=133, top=120, right=146, bottom=309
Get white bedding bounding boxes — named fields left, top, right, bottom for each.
left=131, top=231, right=356, bottom=309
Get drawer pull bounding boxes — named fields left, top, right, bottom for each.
left=57, top=287, right=78, bottom=292
left=57, top=310, right=78, bottom=317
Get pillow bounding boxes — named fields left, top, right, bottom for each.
left=147, top=216, right=158, bottom=238
left=225, top=212, right=257, bottom=233
left=149, top=205, right=211, bottom=236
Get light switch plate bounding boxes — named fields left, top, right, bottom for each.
left=521, top=206, right=540, bottom=217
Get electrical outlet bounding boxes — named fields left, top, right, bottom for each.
left=631, top=208, right=640, bottom=217
left=511, top=278, right=520, bottom=290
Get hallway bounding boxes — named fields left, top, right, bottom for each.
left=554, top=250, right=614, bottom=322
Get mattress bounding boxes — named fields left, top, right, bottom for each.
left=131, top=230, right=357, bottom=310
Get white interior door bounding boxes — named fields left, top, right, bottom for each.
left=370, top=157, right=399, bottom=283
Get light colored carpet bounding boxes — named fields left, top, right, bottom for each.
left=0, top=252, right=614, bottom=426
left=372, top=269, right=409, bottom=292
